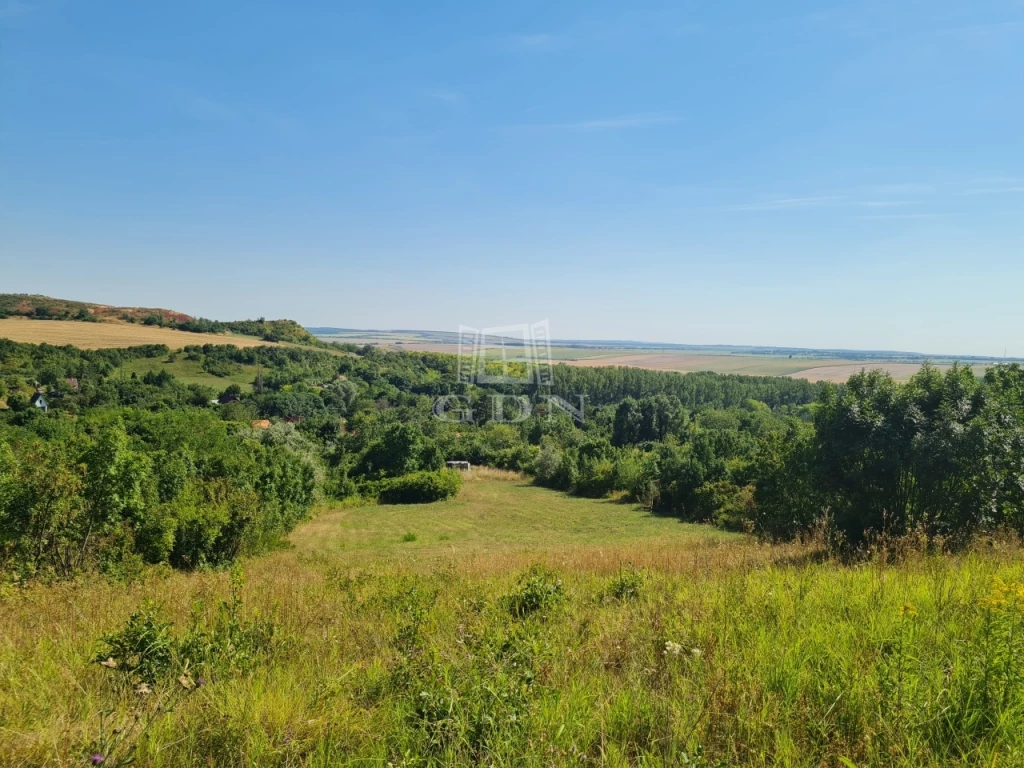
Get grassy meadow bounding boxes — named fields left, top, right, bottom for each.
left=120, top=356, right=261, bottom=392
left=2, top=472, right=1024, bottom=767
left=296, top=470, right=737, bottom=565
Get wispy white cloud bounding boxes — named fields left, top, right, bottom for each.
left=724, top=195, right=843, bottom=211
left=515, top=112, right=681, bottom=132
left=172, top=88, right=240, bottom=122
left=864, top=182, right=936, bottom=196
left=502, top=33, right=566, bottom=53
left=716, top=176, right=1024, bottom=216
left=857, top=213, right=944, bottom=220
left=960, top=185, right=1024, bottom=196
left=571, top=113, right=680, bottom=131
left=425, top=89, right=465, bottom=106
left=851, top=200, right=915, bottom=208
left=497, top=14, right=704, bottom=54
left=370, top=134, right=436, bottom=145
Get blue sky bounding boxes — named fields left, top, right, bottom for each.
left=2, top=0, right=1023, bottom=356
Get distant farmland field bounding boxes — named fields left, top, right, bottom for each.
left=314, top=338, right=967, bottom=382
left=566, top=353, right=970, bottom=382
left=0, top=318, right=277, bottom=350
left=564, top=351, right=847, bottom=377
left=786, top=362, right=958, bottom=382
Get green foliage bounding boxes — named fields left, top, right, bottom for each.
left=504, top=565, right=565, bottom=618
left=0, top=409, right=318, bottom=575
left=95, top=601, right=176, bottom=685
left=692, top=480, right=755, bottom=532
left=758, top=364, right=1024, bottom=543
left=4, top=329, right=1024, bottom=575
left=603, top=565, right=647, bottom=602
left=179, top=566, right=279, bottom=673
left=378, top=469, right=462, bottom=505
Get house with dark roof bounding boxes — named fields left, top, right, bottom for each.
left=30, top=391, right=48, bottom=412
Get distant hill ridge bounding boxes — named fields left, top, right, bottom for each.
left=0, top=294, right=316, bottom=345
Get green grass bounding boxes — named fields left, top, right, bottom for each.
left=2, top=476, right=1024, bottom=767
left=121, top=356, right=259, bottom=392
left=295, top=470, right=734, bottom=564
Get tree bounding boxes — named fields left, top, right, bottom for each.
left=356, top=421, right=437, bottom=478
left=80, top=424, right=153, bottom=571
left=752, top=426, right=818, bottom=540
left=611, top=398, right=641, bottom=446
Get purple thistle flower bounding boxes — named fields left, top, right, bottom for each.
left=196, top=677, right=207, bottom=688
left=90, top=755, right=105, bottom=766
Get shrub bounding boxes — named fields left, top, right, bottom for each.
left=603, top=565, right=647, bottom=602
left=378, top=469, right=462, bottom=505
left=532, top=445, right=563, bottom=485
left=95, top=602, right=176, bottom=685
left=693, top=480, right=756, bottom=531
left=575, top=457, right=617, bottom=498
left=504, top=565, right=564, bottom=618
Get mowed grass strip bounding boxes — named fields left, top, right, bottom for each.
left=293, top=470, right=737, bottom=568
left=0, top=317, right=277, bottom=350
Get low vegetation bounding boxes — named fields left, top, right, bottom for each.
left=1, top=476, right=1022, bottom=766
left=377, top=469, right=463, bottom=505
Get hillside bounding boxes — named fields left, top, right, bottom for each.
left=0, top=316, right=278, bottom=350
left=0, top=293, right=190, bottom=324
left=0, top=293, right=317, bottom=345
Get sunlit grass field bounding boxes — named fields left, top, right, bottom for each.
left=120, top=356, right=260, bottom=392
left=2, top=473, right=1023, bottom=767
left=0, top=318, right=277, bottom=350
left=296, top=469, right=737, bottom=566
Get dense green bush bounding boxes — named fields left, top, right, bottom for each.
left=0, top=412, right=318, bottom=576
left=378, top=469, right=462, bottom=504
left=754, top=364, right=1024, bottom=543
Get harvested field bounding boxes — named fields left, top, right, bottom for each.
left=0, top=317, right=277, bottom=350
left=787, top=362, right=960, bottom=383
left=563, top=352, right=847, bottom=376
